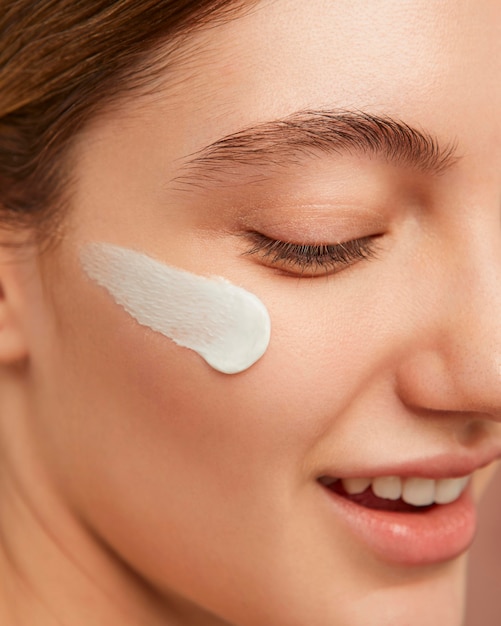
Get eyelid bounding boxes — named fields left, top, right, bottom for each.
left=236, top=206, right=388, bottom=243
left=242, top=231, right=382, bottom=277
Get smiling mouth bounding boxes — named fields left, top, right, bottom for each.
left=318, top=474, right=470, bottom=513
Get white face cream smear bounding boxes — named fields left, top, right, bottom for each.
left=80, top=242, right=271, bottom=374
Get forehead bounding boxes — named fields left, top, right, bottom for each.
left=77, top=0, right=501, bottom=203
left=158, top=2, right=499, bottom=121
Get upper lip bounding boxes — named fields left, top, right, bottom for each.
left=318, top=441, right=501, bottom=480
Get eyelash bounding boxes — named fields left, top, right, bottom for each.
left=243, top=232, right=381, bottom=276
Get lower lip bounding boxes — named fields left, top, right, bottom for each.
left=320, top=484, right=476, bottom=566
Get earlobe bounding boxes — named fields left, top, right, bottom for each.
left=0, top=292, right=28, bottom=363
left=0, top=253, right=30, bottom=365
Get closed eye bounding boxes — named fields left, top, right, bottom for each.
left=242, top=231, right=382, bottom=277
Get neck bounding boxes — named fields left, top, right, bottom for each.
left=0, top=447, right=163, bottom=626
left=0, top=379, right=175, bottom=626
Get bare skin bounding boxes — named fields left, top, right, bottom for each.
left=0, top=1, right=501, bottom=625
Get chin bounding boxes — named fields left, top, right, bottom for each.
left=346, top=557, right=468, bottom=626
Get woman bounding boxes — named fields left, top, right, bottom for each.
left=0, top=1, right=500, bottom=624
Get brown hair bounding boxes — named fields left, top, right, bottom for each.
left=0, top=0, right=250, bottom=241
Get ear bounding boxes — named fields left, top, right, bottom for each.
left=0, top=242, right=30, bottom=364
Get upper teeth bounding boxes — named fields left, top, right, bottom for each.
left=328, top=475, right=470, bottom=507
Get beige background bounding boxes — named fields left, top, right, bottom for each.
left=465, top=468, right=501, bottom=625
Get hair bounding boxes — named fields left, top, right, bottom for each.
left=0, top=0, right=251, bottom=243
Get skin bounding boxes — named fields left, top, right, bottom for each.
left=1, top=0, right=501, bottom=624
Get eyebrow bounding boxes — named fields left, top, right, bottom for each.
left=170, top=109, right=460, bottom=191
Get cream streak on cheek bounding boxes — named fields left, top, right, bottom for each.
left=79, top=243, right=271, bottom=374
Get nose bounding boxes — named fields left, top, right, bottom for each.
left=395, top=234, right=501, bottom=419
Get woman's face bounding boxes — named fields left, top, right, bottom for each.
left=23, top=0, right=501, bottom=624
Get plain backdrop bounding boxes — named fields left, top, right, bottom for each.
left=465, top=467, right=501, bottom=626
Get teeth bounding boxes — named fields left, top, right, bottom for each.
left=336, top=474, right=470, bottom=506
left=372, top=476, right=402, bottom=500
left=342, top=477, right=372, bottom=494
left=402, top=478, right=435, bottom=506
left=435, top=476, right=470, bottom=504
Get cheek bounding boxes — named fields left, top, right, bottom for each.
left=41, top=247, right=394, bottom=510
left=42, top=267, right=368, bottom=536
left=78, top=275, right=389, bottom=485
left=472, top=461, right=500, bottom=500
left=42, top=282, right=354, bottom=612
left=48, top=269, right=294, bottom=489
left=79, top=243, right=271, bottom=375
